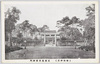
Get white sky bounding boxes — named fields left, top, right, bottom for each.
left=4, top=2, right=91, bottom=30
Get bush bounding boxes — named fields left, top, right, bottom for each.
left=78, top=45, right=95, bottom=53
left=61, top=37, right=67, bottom=40
left=21, top=38, right=42, bottom=46
left=5, top=45, right=23, bottom=53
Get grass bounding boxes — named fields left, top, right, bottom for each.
left=5, top=46, right=95, bottom=59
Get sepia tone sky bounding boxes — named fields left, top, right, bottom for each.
left=3, top=2, right=91, bottom=30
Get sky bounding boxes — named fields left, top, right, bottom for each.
left=3, top=2, right=91, bottom=30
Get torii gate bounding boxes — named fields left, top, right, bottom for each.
left=40, top=30, right=58, bottom=46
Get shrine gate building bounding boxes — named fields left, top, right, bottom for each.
left=40, top=30, right=60, bottom=46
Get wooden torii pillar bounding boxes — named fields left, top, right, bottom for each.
left=44, top=34, right=46, bottom=46
left=55, top=34, right=57, bottom=46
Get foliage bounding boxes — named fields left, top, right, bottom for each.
left=29, top=24, right=38, bottom=36
left=5, top=45, right=23, bottom=53
left=5, top=7, right=21, bottom=33
left=59, top=26, right=82, bottom=41
left=61, top=37, right=67, bottom=40
left=5, top=18, right=15, bottom=33
left=85, top=4, right=95, bottom=16
left=81, top=4, right=95, bottom=43
left=78, top=45, right=95, bottom=53
left=57, top=16, right=82, bottom=41
left=17, top=33, right=23, bottom=38
left=57, top=16, right=79, bottom=26
left=5, top=7, right=21, bottom=46
left=21, top=20, right=30, bottom=30
left=57, top=4, right=95, bottom=45
left=38, top=25, right=49, bottom=32
left=13, top=20, right=38, bottom=38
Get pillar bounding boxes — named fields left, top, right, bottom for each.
left=44, top=34, right=45, bottom=46
left=55, top=34, right=57, bottom=46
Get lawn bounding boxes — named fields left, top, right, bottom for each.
left=5, top=46, right=95, bottom=59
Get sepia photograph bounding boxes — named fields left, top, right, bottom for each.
left=1, top=1, right=99, bottom=63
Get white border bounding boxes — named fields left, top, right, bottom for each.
left=1, top=1, right=99, bottom=63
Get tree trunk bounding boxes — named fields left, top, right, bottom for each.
left=8, top=32, right=12, bottom=46
left=22, top=31, right=25, bottom=38
left=85, top=38, right=87, bottom=46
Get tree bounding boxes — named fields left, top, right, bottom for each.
left=13, top=20, right=39, bottom=39
left=85, top=4, right=95, bottom=16
left=5, top=7, right=21, bottom=46
left=57, top=16, right=70, bottom=26
left=71, top=16, right=79, bottom=24
left=42, top=25, right=49, bottom=31
left=59, top=26, right=82, bottom=41
left=17, top=32, right=23, bottom=38
left=17, top=32, right=23, bottom=44
left=19, top=20, right=30, bottom=37
left=82, top=4, right=95, bottom=44
left=29, top=24, right=38, bottom=36
left=38, top=25, right=49, bottom=32
left=70, top=28, right=82, bottom=40
left=38, top=27, right=42, bottom=32
left=61, top=16, right=70, bottom=24
left=57, top=16, right=82, bottom=40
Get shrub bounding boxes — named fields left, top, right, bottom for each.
left=5, top=45, right=23, bottom=53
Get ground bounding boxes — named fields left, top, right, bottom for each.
left=5, top=46, right=95, bottom=59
